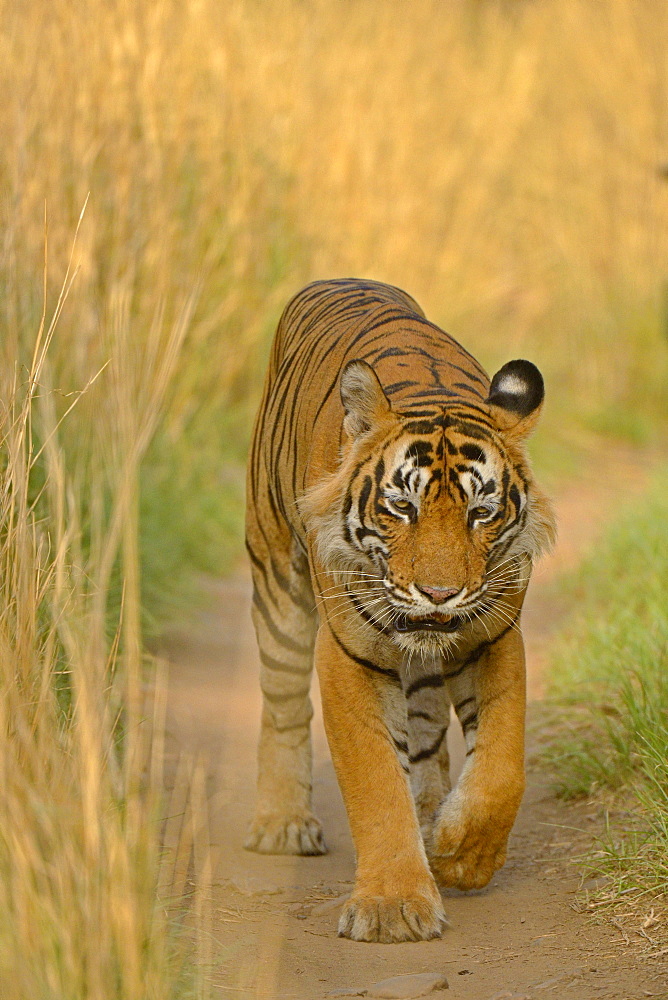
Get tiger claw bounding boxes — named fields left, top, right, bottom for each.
left=338, top=892, right=449, bottom=943
left=244, top=812, right=327, bottom=856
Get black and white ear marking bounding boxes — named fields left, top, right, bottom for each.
left=487, top=359, right=545, bottom=438
left=340, top=359, right=391, bottom=438
left=488, top=360, right=544, bottom=417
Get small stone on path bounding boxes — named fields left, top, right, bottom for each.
left=367, top=972, right=449, bottom=999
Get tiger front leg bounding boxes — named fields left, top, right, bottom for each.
left=429, top=626, right=526, bottom=890
left=316, top=625, right=447, bottom=943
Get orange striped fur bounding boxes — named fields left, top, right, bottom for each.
left=245, top=279, right=555, bottom=942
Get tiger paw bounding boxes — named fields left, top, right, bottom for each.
left=430, top=832, right=507, bottom=890
left=337, top=892, right=448, bottom=943
left=428, top=792, right=513, bottom=890
left=244, top=811, right=326, bottom=855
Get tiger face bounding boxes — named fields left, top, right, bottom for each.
left=302, top=358, right=555, bottom=654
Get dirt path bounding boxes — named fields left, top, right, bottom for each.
left=163, top=454, right=666, bottom=1000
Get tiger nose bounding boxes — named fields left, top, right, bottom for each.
left=416, top=584, right=460, bottom=604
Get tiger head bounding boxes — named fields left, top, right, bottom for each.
left=301, top=359, right=556, bottom=653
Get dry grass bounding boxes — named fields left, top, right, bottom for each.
left=0, top=246, right=211, bottom=997
left=2, top=0, right=667, bottom=429
left=1, top=0, right=667, bottom=992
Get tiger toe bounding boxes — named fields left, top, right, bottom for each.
left=337, top=893, right=448, bottom=943
left=244, top=812, right=327, bottom=856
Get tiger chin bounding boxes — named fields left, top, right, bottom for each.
left=244, top=279, right=556, bottom=943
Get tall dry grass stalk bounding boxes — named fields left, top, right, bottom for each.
left=1, top=0, right=667, bottom=428
left=0, top=238, right=211, bottom=997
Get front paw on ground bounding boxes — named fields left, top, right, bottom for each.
left=429, top=842, right=506, bottom=890
left=337, top=894, right=448, bottom=943
left=244, top=812, right=326, bottom=855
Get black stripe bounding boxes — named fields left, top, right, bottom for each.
left=252, top=588, right=312, bottom=656
left=460, top=710, right=478, bottom=731
left=274, top=719, right=308, bottom=733
left=358, top=475, right=372, bottom=523
left=449, top=420, right=494, bottom=441
left=444, top=611, right=521, bottom=680
left=407, top=709, right=435, bottom=721
left=385, top=380, right=420, bottom=394
left=443, top=660, right=475, bottom=681
left=405, top=673, right=445, bottom=698
left=348, top=592, right=391, bottom=633
left=329, top=627, right=400, bottom=680
left=260, top=650, right=311, bottom=676
left=246, top=538, right=313, bottom=617
left=409, top=726, right=447, bottom=764
left=263, top=689, right=305, bottom=704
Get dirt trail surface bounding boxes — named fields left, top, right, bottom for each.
left=163, top=455, right=666, bottom=999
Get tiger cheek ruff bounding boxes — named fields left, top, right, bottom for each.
left=244, top=279, right=556, bottom=943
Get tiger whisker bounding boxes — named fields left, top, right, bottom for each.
left=488, top=594, right=523, bottom=611
left=330, top=573, right=381, bottom=579
left=488, top=555, right=521, bottom=572
left=322, top=596, right=391, bottom=626
left=485, top=567, right=517, bottom=582
left=324, top=595, right=383, bottom=610
left=469, top=605, right=493, bottom=641
left=485, top=569, right=522, bottom=587
left=316, top=582, right=386, bottom=595
left=485, top=576, right=522, bottom=591
left=487, top=577, right=525, bottom=590
left=317, top=581, right=385, bottom=596
left=480, top=604, right=523, bottom=638
left=319, top=582, right=386, bottom=591
left=367, top=608, right=399, bottom=629
left=317, top=587, right=387, bottom=600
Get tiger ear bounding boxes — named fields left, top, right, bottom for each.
left=340, top=359, right=391, bottom=438
left=487, top=359, right=544, bottom=441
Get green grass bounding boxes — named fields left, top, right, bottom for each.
left=137, top=419, right=246, bottom=636
left=546, top=466, right=668, bottom=905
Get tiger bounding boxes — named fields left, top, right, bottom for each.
left=244, top=278, right=555, bottom=943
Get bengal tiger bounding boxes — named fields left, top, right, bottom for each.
left=244, top=278, right=555, bottom=943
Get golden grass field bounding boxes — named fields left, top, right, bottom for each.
left=1, top=0, right=667, bottom=994
left=3, top=0, right=668, bottom=424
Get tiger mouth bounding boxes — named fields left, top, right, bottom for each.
left=395, top=613, right=463, bottom=634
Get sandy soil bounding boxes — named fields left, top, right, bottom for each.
left=162, top=455, right=667, bottom=1000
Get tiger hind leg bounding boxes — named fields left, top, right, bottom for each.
left=244, top=529, right=325, bottom=856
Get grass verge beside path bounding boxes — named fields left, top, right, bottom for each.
left=545, top=465, right=668, bottom=940
left=0, top=269, right=212, bottom=997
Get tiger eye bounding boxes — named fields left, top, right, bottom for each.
left=391, top=498, right=414, bottom=513
left=470, top=506, right=489, bottom=520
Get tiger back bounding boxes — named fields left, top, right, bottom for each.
left=245, top=279, right=555, bottom=943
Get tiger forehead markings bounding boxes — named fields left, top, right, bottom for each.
left=244, top=279, right=556, bottom=944
left=339, top=423, right=526, bottom=578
